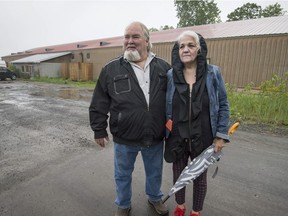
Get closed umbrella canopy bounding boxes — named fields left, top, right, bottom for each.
left=163, top=122, right=240, bottom=203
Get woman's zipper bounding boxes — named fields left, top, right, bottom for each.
left=188, top=86, right=192, bottom=152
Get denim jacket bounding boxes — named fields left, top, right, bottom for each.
left=166, top=64, right=230, bottom=141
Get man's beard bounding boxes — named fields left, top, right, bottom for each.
left=124, top=50, right=141, bottom=62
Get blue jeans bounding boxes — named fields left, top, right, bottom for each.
left=114, top=142, right=164, bottom=209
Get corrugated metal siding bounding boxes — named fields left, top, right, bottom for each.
left=84, top=35, right=287, bottom=87
left=206, top=35, right=287, bottom=87
left=152, top=42, right=173, bottom=63
left=91, top=47, right=123, bottom=79
left=145, top=35, right=286, bottom=88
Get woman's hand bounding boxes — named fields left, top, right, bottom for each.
left=213, top=137, right=225, bottom=152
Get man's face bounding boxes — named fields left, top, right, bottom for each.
left=123, top=23, right=148, bottom=62
left=178, top=35, right=199, bottom=64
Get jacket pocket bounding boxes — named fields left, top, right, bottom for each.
left=164, top=137, right=185, bottom=163
left=113, top=74, right=131, bottom=94
left=110, top=110, right=145, bottom=140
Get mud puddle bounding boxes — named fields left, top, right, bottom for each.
left=30, top=88, right=93, bottom=102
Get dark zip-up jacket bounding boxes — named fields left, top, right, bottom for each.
left=89, top=55, right=171, bottom=146
left=164, top=35, right=230, bottom=162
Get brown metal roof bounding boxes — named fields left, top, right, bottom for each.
left=8, top=15, right=288, bottom=57
left=151, top=15, right=288, bottom=42
left=18, top=36, right=124, bottom=56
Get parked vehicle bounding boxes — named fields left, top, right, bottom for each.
left=0, top=68, right=17, bottom=81
left=0, top=61, right=6, bottom=68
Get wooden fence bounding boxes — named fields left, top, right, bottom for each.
left=61, top=63, right=92, bottom=81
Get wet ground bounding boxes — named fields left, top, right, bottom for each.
left=0, top=80, right=288, bottom=216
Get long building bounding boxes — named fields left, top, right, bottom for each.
left=2, top=15, right=288, bottom=87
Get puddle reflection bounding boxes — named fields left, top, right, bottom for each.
left=30, top=89, right=93, bottom=101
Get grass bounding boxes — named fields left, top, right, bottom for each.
left=227, top=73, right=288, bottom=128
left=228, top=89, right=288, bottom=127
left=28, top=76, right=96, bottom=88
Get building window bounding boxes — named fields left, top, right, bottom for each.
left=25, top=65, right=32, bottom=73
left=87, top=53, right=90, bottom=60
left=71, top=54, right=75, bottom=60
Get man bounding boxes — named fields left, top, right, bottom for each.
left=89, top=21, right=170, bottom=216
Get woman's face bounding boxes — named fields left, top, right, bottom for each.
left=178, top=35, right=199, bottom=65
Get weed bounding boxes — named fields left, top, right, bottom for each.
left=227, top=73, right=288, bottom=127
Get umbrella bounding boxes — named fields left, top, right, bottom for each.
left=162, top=122, right=240, bottom=203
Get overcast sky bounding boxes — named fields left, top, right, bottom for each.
left=0, top=0, right=287, bottom=58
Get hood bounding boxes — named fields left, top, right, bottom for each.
left=171, top=33, right=208, bottom=84
left=171, top=33, right=207, bottom=71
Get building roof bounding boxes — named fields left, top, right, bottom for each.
left=6, top=16, right=288, bottom=58
left=151, top=15, right=288, bottom=42
left=10, top=52, right=71, bottom=64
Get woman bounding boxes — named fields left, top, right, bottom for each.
left=164, top=31, right=230, bottom=216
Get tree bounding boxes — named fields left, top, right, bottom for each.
left=160, top=25, right=174, bottom=30
left=175, top=0, right=221, bottom=27
left=261, top=3, right=286, bottom=17
left=227, top=3, right=262, bottom=21
left=149, top=25, right=174, bottom=32
left=149, top=27, right=159, bottom=32
left=227, top=2, right=286, bottom=22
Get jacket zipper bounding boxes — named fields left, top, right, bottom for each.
left=188, top=86, right=192, bottom=152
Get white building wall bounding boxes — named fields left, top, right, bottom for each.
left=40, top=63, right=61, bottom=78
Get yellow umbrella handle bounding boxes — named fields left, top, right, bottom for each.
left=228, top=122, right=240, bottom=135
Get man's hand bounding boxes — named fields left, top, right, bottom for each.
left=95, top=137, right=109, bottom=147
left=213, top=138, right=225, bottom=152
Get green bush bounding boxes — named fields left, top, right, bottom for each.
left=260, top=72, right=288, bottom=92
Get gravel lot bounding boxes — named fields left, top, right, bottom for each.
left=0, top=80, right=287, bottom=216
left=0, top=80, right=98, bottom=193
